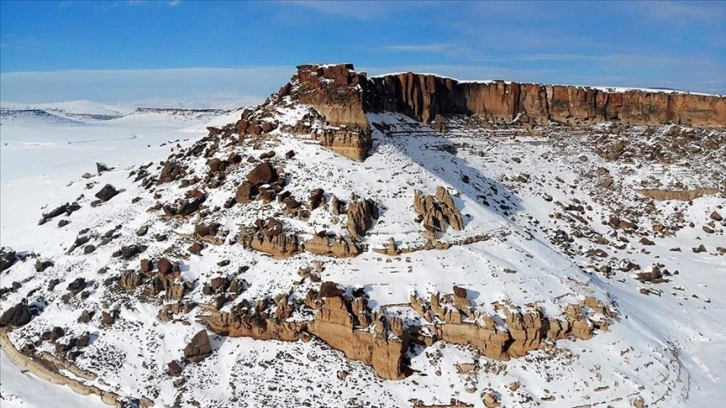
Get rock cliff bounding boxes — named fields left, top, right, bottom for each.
left=366, top=71, right=726, bottom=127
left=260, top=64, right=723, bottom=163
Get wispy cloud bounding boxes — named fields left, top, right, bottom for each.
left=288, top=0, right=397, bottom=19
left=638, top=1, right=726, bottom=22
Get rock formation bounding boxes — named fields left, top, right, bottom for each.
left=237, top=218, right=299, bottom=258
left=366, top=70, right=726, bottom=128
left=413, top=187, right=464, bottom=238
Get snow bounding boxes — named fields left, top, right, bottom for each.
left=1, top=101, right=724, bottom=407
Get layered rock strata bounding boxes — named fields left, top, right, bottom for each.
left=202, top=283, right=612, bottom=380
left=366, top=71, right=726, bottom=127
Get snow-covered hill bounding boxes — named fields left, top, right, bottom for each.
left=0, top=77, right=724, bottom=408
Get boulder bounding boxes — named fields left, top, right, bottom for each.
left=184, top=330, right=212, bottom=363
left=246, top=162, right=277, bottom=186
left=94, top=184, right=119, bottom=202
left=0, top=300, right=32, bottom=327
left=1, top=247, right=17, bottom=271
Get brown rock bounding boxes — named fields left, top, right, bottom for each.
left=346, top=198, right=378, bottom=239
left=184, top=330, right=212, bottom=363
left=235, top=182, right=252, bottom=204
left=246, top=162, right=277, bottom=186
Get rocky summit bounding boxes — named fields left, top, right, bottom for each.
left=1, top=63, right=725, bottom=407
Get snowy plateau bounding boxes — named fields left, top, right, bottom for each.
left=0, top=65, right=725, bottom=408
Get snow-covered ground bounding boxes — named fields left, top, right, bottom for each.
left=1, top=101, right=724, bottom=407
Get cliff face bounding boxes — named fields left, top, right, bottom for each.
left=253, top=64, right=724, bottom=162
left=365, top=70, right=726, bottom=127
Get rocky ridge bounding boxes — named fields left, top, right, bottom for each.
left=1, top=63, right=724, bottom=407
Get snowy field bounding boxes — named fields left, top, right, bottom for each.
left=1, top=101, right=724, bottom=407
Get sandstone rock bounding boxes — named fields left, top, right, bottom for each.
left=237, top=218, right=298, bottom=258
left=346, top=197, right=378, bottom=239
left=711, top=210, right=723, bottom=221
left=302, top=233, right=361, bottom=258
left=184, top=330, right=212, bottom=363
left=94, top=184, right=119, bottom=202
left=413, top=187, right=464, bottom=238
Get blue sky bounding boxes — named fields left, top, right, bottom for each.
left=1, top=0, right=724, bottom=105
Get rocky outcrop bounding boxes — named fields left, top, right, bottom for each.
left=202, top=282, right=408, bottom=380
left=277, top=64, right=373, bottom=161
left=202, top=282, right=612, bottom=381
left=237, top=218, right=299, bottom=258
left=413, top=187, right=464, bottom=238
left=635, top=188, right=721, bottom=201
left=346, top=197, right=378, bottom=239
left=366, top=70, right=726, bottom=127
left=301, top=233, right=361, bottom=258
left=409, top=288, right=611, bottom=361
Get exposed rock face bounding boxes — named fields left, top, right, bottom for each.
left=270, top=64, right=373, bottom=161
left=635, top=188, right=720, bottom=201
left=203, top=283, right=407, bottom=380
left=413, top=187, right=464, bottom=238
left=302, top=233, right=361, bottom=258
left=346, top=197, right=378, bottom=239
left=409, top=289, right=609, bottom=361
left=366, top=70, right=726, bottom=127
left=203, top=282, right=612, bottom=381
left=237, top=218, right=299, bottom=258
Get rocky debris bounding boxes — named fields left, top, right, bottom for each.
left=162, top=190, right=207, bottom=217
left=38, top=202, right=81, bottom=225
left=112, top=244, right=147, bottom=260
left=101, top=310, right=118, bottom=326
left=237, top=218, right=299, bottom=258
left=413, top=187, right=464, bottom=238
left=184, top=330, right=212, bottom=363
left=1, top=247, right=18, bottom=271
left=96, top=162, right=111, bottom=174
left=94, top=184, right=119, bottom=202
left=119, top=271, right=144, bottom=290
left=693, top=244, right=707, bottom=253
left=346, top=197, right=378, bottom=240
left=0, top=300, right=32, bottom=327
left=636, top=265, right=669, bottom=284
left=711, top=210, right=723, bottom=221
left=158, top=160, right=186, bottom=183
